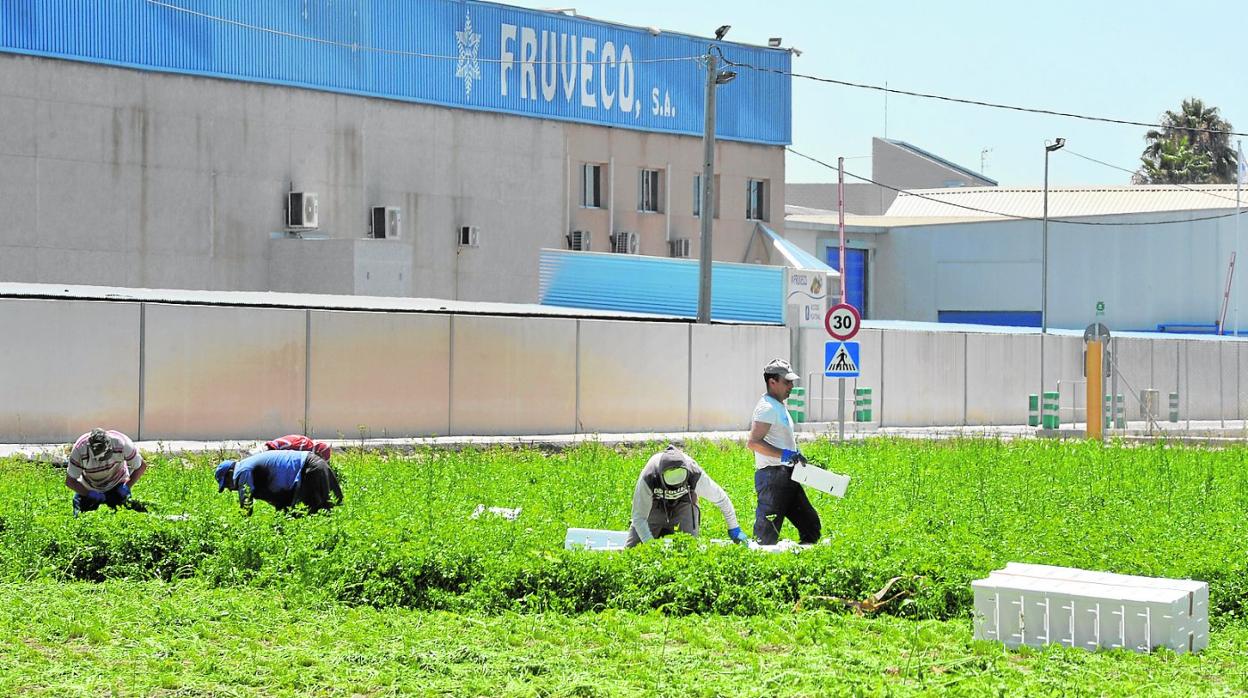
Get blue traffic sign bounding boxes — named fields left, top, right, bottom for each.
left=824, top=341, right=860, bottom=378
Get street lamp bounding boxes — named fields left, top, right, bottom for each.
left=696, top=37, right=737, bottom=324
left=1041, top=137, right=1065, bottom=334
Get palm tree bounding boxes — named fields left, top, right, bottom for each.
left=1138, top=135, right=1214, bottom=185
left=1139, top=98, right=1235, bottom=183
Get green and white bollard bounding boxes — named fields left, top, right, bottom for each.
left=1103, top=394, right=1126, bottom=429
left=787, top=386, right=806, bottom=423
left=1042, top=391, right=1060, bottom=429
left=1028, top=394, right=1040, bottom=427
left=854, top=387, right=873, bottom=422
left=1168, top=391, right=1179, bottom=423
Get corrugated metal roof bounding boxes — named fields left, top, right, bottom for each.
left=538, top=249, right=784, bottom=323
left=886, top=185, right=1246, bottom=219
left=0, top=282, right=689, bottom=321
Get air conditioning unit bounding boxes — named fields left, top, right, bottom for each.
left=287, top=192, right=319, bottom=229
left=668, top=238, right=692, bottom=258
left=370, top=206, right=401, bottom=239
left=566, top=230, right=591, bottom=251
left=610, top=231, right=639, bottom=254
left=458, top=225, right=479, bottom=248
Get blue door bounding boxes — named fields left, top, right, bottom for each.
left=826, top=248, right=867, bottom=316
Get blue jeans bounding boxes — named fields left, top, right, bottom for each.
left=73, top=483, right=131, bottom=516
left=753, top=466, right=821, bottom=545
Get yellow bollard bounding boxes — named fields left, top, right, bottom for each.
left=1086, top=340, right=1103, bottom=441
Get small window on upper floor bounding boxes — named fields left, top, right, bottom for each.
left=746, top=178, right=768, bottom=221
left=581, top=163, right=604, bottom=208
left=639, top=168, right=662, bottom=213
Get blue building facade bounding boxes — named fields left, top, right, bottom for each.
left=0, top=0, right=791, bottom=144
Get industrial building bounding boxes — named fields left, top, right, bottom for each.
left=786, top=184, right=1248, bottom=332
left=0, top=0, right=791, bottom=302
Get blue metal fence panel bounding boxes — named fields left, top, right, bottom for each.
left=937, top=311, right=1042, bottom=328
left=0, top=0, right=791, bottom=145
left=539, top=249, right=784, bottom=324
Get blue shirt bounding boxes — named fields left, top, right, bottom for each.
left=233, top=450, right=310, bottom=508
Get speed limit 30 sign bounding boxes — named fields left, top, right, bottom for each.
left=824, top=303, right=861, bottom=341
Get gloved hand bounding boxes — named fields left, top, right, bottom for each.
left=781, top=449, right=807, bottom=466
left=728, top=527, right=749, bottom=544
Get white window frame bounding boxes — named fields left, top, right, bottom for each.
left=638, top=168, right=662, bottom=213
left=581, top=163, right=603, bottom=208
left=746, top=178, right=768, bottom=221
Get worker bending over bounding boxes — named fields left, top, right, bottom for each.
left=626, top=445, right=749, bottom=547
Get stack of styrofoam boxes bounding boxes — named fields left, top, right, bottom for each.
left=972, top=563, right=1208, bottom=654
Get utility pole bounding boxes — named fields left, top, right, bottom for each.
left=696, top=50, right=718, bottom=324
left=696, top=36, right=736, bottom=324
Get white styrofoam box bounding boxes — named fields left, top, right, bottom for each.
left=791, top=462, right=850, bottom=498
left=564, top=528, right=629, bottom=551
left=972, top=564, right=1209, bottom=654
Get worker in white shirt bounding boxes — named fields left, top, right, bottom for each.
left=747, top=358, right=821, bottom=545
left=625, top=445, right=749, bottom=547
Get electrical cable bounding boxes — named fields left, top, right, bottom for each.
left=144, top=0, right=702, bottom=65
left=787, top=147, right=1248, bottom=226
left=723, top=57, right=1248, bottom=138
left=1061, top=149, right=1245, bottom=205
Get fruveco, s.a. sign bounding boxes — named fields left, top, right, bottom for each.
left=0, top=0, right=792, bottom=145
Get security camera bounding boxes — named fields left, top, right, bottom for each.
left=646, top=26, right=661, bottom=36
left=714, top=25, right=731, bottom=40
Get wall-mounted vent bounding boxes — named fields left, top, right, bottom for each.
left=287, top=192, right=319, bottom=229
left=610, top=231, right=639, bottom=254
left=567, top=230, right=591, bottom=251
left=458, top=225, right=479, bottom=248
left=370, top=206, right=401, bottom=239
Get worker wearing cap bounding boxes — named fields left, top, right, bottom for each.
left=625, top=444, right=749, bottom=547
left=65, top=427, right=147, bottom=516
left=746, top=358, right=821, bottom=545
left=250, top=434, right=333, bottom=462
left=215, top=449, right=342, bottom=516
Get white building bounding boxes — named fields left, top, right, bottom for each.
left=787, top=185, right=1248, bottom=332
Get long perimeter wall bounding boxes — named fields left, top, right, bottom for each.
left=5, top=298, right=1243, bottom=443
left=1, top=298, right=788, bottom=443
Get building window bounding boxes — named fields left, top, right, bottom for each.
left=581, top=163, right=603, bottom=208
left=638, top=169, right=662, bottom=212
left=693, top=174, right=720, bottom=218
left=746, top=178, right=768, bottom=221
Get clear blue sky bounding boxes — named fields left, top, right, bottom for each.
left=508, top=0, right=1248, bottom=187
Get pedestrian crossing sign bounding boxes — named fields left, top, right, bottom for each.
left=824, top=341, right=860, bottom=378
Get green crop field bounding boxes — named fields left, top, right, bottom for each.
left=4, top=438, right=1248, bottom=696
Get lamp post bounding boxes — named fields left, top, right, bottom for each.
left=696, top=29, right=737, bottom=324
left=1041, top=137, right=1065, bottom=334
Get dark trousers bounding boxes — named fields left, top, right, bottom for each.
left=290, top=455, right=343, bottom=514
left=73, top=483, right=131, bottom=516
left=753, top=466, right=821, bottom=544
left=624, top=499, right=701, bottom=548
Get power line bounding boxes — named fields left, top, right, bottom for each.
left=144, top=0, right=701, bottom=65
left=723, top=57, right=1248, bottom=138
left=1062, top=148, right=1245, bottom=206
left=786, top=147, right=1248, bottom=227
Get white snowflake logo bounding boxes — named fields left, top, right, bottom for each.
left=454, top=10, right=482, bottom=99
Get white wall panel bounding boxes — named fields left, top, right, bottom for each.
left=577, top=320, right=689, bottom=432
left=881, top=331, right=965, bottom=427
left=965, top=333, right=1040, bottom=425
left=0, top=299, right=139, bottom=443
left=689, top=324, right=789, bottom=430
left=1184, top=340, right=1222, bottom=419
left=143, top=304, right=306, bottom=440
left=307, top=311, right=451, bottom=438
left=450, top=315, right=577, bottom=435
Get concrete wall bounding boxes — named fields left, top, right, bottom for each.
left=9, top=296, right=1247, bottom=443
left=0, top=53, right=785, bottom=303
